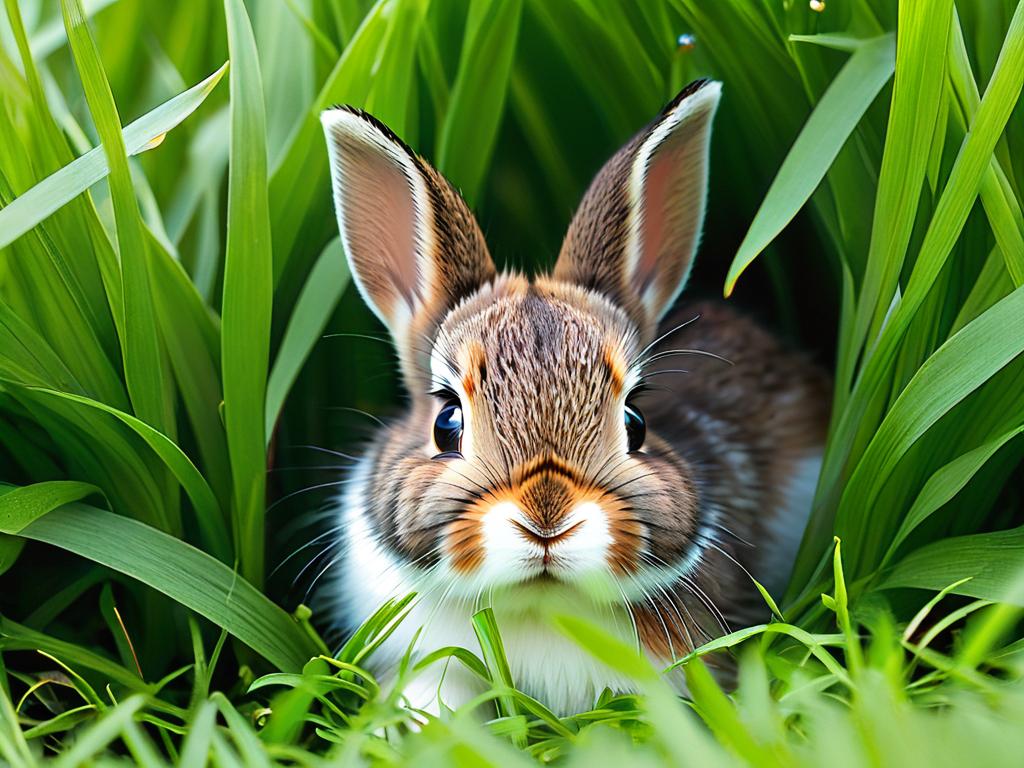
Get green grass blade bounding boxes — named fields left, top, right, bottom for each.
left=0, top=534, right=24, bottom=577
left=880, top=527, right=1024, bottom=605
left=472, top=608, right=519, bottom=723
left=836, top=284, right=1024, bottom=573
left=212, top=692, right=272, bottom=768
left=849, top=0, right=954, bottom=351
left=267, top=0, right=392, bottom=284
left=0, top=64, right=226, bottom=250
left=725, top=33, right=895, bottom=295
left=436, top=0, right=523, bottom=206
left=882, top=426, right=1024, bottom=567
left=265, top=237, right=349, bottom=440
left=363, top=0, right=425, bottom=142
left=4, top=499, right=317, bottom=671
left=221, top=0, right=273, bottom=587
left=25, top=0, right=119, bottom=60
left=0, top=480, right=101, bottom=532
left=50, top=696, right=146, bottom=768
left=60, top=0, right=172, bottom=433
left=0, top=300, right=82, bottom=391
left=798, top=2, right=1024, bottom=581
left=149, top=240, right=232, bottom=510
left=178, top=700, right=217, bottom=767
left=23, top=388, right=230, bottom=560
left=0, top=617, right=152, bottom=692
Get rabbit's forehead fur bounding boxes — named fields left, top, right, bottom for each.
left=432, top=275, right=639, bottom=466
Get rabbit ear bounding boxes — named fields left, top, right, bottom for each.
left=320, top=107, right=495, bottom=370
left=554, top=80, right=721, bottom=335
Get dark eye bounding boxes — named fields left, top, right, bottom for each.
left=624, top=402, right=646, bottom=452
left=433, top=399, right=464, bottom=454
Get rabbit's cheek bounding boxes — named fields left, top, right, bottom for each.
left=442, top=498, right=625, bottom=585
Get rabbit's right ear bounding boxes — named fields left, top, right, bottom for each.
left=320, top=107, right=495, bottom=375
left=554, top=80, right=721, bottom=339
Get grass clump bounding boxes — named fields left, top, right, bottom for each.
left=1, top=0, right=1023, bottom=764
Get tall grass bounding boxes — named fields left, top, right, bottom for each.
left=0, top=0, right=1022, bottom=763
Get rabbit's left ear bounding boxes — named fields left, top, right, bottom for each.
left=554, top=80, right=721, bottom=336
left=320, top=106, right=495, bottom=383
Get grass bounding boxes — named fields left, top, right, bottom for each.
left=0, top=0, right=1023, bottom=764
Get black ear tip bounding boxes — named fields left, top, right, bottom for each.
left=323, top=103, right=361, bottom=116
left=660, top=78, right=719, bottom=116
left=319, top=105, right=417, bottom=160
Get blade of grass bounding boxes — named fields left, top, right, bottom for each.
left=222, top=0, right=273, bottom=587
left=22, top=388, right=230, bottom=560
left=265, top=236, right=349, bottom=440
left=725, top=33, right=895, bottom=295
left=797, top=2, right=1024, bottom=583
left=437, top=0, right=523, bottom=206
left=0, top=480, right=101, bottom=532
left=880, top=527, right=1024, bottom=605
left=0, top=64, right=225, bottom=247
left=881, top=426, right=1024, bottom=567
left=60, top=0, right=172, bottom=433
left=3, top=497, right=317, bottom=671
left=472, top=608, right=519, bottom=725
left=837, top=284, right=1024, bottom=573
left=50, top=696, right=145, bottom=768
left=849, top=0, right=954, bottom=352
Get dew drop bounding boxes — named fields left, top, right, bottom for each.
left=676, top=33, right=696, bottom=51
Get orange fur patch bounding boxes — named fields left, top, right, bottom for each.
left=603, top=344, right=626, bottom=397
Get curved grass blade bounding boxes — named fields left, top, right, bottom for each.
left=60, top=0, right=170, bottom=433
left=796, top=3, right=1024, bottom=583
left=882, top=426, right=1024, bottom=567
left=4, top=499, right=317, bottom=672
left=49, top=696, right=145, bottom=768
left=850, top=0, right=955, bottom=352
left=22, top=388, right=230, bottom=561
left=836, top=285, right=1024, bottom=572
left=725, top=34, right=895, bottom=296
left=0, top=62, right=225, bottom=248
left=0, top=480, right=102, bottom=533
left=880, top=527, right=1024, bottom=605
left=0, top=617, right=152, bottom=693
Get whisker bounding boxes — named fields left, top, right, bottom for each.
left=629, top=314, right=701, bottom=367
left=325, top=406, right=386, bottom=427
left=266, top=479, right=358, bottom=513
left=289, top=444, right=361, bottom=462
left=638, top=348, right=733, bottom=369
left=270, top=525, right=344, bottom=578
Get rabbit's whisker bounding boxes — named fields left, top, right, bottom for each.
left=629, top=314, right=701, bottom=367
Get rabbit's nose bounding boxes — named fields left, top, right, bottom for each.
left=510, top=516, right=584, bottom=552
left=517, top=472, right=574, bottom=532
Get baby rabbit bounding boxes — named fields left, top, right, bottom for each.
left=319, top=80, right=830, bottom=715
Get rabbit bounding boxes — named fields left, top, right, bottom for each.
left=317, top=79, right=830, bottom=716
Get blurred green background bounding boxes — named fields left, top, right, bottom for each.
left=2, top=0, right=1024, bottom=763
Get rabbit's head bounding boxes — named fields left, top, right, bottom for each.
left=321, top=80, right=721, bottom=600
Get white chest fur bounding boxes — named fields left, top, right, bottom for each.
left=322, top=451, right=822, bottom=715
left=324, top=458, right=650, bottom=716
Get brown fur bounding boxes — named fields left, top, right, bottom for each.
left=322, top=80, right=830, bottom=668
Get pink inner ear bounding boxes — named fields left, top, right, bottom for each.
left=637, top=151, right=673, bottom=293
left=340, top=135, right=421, bottom=315
left=637, top=128, right=703, bottom=305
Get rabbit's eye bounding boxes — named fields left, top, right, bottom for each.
left=433, top=399, right=464, bottom=454
left=624, top=402, right=646, bottom=452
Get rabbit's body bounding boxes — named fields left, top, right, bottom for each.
left=317, top=80, right=830, bottom=715
left=327, top=294, right=827, bottom=714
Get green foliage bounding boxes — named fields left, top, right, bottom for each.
left=0, top=0, right=1023, bottom=764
